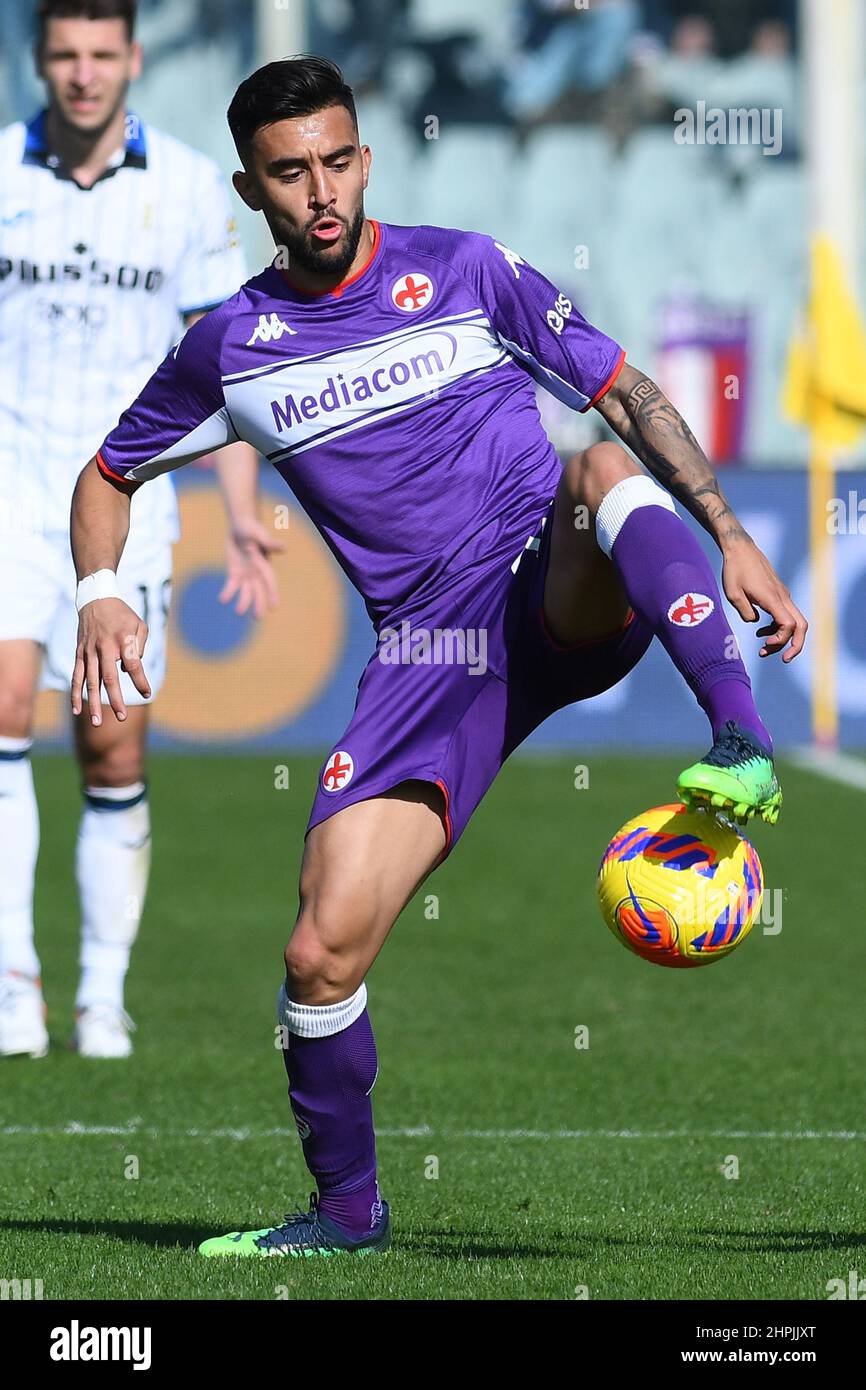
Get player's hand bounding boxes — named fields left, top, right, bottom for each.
left=71, top=598, right=150, bottom=725
left=220, top=517, right=284, bottom=619
left=721, top=536, right=808, bottom=661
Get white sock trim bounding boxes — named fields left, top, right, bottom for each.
left=0, top=736, right=33, bottom=756
left=83, top=782, right=147, bottom=803
left=277, top=980, right=368, bottom=1038
left=595, top=474, right=677, bottom=557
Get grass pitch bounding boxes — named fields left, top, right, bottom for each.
left=1, top=751, right=863, bottom=1301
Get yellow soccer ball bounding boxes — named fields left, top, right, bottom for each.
left=597, top=804, right=763, bottom=968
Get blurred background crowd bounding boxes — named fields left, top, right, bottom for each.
left=2, top=1, right=863, bottom=749
left=2, top=1, right=801, bottom=146
left=0, top=0, right=812, bottom=466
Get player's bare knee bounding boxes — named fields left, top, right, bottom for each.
left=284, top=919, right=361, bottom=1003
left=0, top=685, right=35, bottom=740
left=564, top=442, right=639, bottom=514
left=78, top=746, right=145, bottom=790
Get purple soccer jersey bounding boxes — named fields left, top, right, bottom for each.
left=98, top=220, right=636, bottom=849
left=98, top=220, right=624, bottom=627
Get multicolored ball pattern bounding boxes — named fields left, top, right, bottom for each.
left=597, top=804, right=763, bottom=969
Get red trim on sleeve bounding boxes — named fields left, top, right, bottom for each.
left=96, top=449, right=132, bottom=483
left=583, top=347, right=626, bottom=412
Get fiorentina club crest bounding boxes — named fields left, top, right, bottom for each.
left=667, top=592, right=715, bottom=627
left=322, top=749, right=355, bottom=793
left=391, top=272, right=434, bottom=312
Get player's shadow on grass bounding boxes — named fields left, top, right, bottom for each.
left=397, top=1228, right=640, bottom=1259
left=3, top=1216, right=571, bottom=1259
left=5, top=1219, right=861, bottom=1259
left=694, top=1228, right=866, bottom=1254
left=399, top=1226, right=866, bottom=1260
left=0, top=1217, right=214, bottom=1251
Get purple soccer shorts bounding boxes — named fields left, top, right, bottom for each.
left=307, top=505, right=652, bottom=856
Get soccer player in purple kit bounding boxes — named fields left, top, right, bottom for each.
left=69, top=57, right=807, bottom=1257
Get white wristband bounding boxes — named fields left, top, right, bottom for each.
left=75, top=569, right=121, bottom=612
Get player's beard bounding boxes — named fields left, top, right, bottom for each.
left=277, top=204, right=366, bottom=279
left=54, top=87, right=128, bottom=142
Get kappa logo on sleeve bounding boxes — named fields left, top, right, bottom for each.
left=668, top=592, right=715, bottom=627
left=493, top=242, right=525, bottom=279
left=322, top=750, right=355, bottom=793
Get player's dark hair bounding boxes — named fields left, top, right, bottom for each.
left=36, top=0, right=137, bottom=46
left=228, top=56, right=358, bottom=160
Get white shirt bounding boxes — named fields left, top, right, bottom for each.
left=0, top=110, right=247, bottom=540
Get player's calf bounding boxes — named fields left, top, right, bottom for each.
left=71, top=709, right=150, bottom=1052
left=279, top=884, right=385, bottom=1237
left=0, top=646, right=42, bottom=1030
left=595, top=474, right=779, bottom=821
left=558, top=448, right=780, bottom=824
left=197, top=789, right=444, bottom=1259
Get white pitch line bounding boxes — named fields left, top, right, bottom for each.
left=789, top=747, right=866, bottom=791
left=1, top=1123, right=864, bottom=1142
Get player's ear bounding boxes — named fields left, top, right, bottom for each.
left=128, top=41, right=144, bottom=81
left=361, top=143, right=372, bottom=191
left=232, top=168, right=262, bottom=212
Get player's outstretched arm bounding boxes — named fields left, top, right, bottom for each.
left=594, top=362, right=808, bottom=661
left=213, top=443, right=284, bottom=618
left=70, top=457, right=151, bottom=725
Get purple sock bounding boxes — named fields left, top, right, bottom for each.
left=608, top=502, right=772, bottom=750
left=282, top=1002, right=381, bottom=1237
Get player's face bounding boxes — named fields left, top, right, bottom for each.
left=37, top=18, right=142, bottom=137
left=235, top=104, right=372, bottom=280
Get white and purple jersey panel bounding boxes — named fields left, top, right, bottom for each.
left=98, top=220, right=625, bottom=627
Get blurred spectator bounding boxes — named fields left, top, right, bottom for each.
left=670, top=14, right=716, bottom=58
left=651, top=14, right=725, bottom=110
left=652, top=12, right=796, bottom=147
left=719, top=19, right=797, bottom=154
left=651, top=0, right=797, bottom=58
left=310, top=0, right=411, bottom=93
left=504, top=0, right=641, bottom=123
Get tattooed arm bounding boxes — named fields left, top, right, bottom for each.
left=594, top=363, right=744, bottom=541
left=594, top=362, right=808, bottom=660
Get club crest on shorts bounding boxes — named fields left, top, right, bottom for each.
left=391, top=272, right=434, bottom=312
left=322, top=749, right=354, bottom=793
left=668, top=592, right=715, bottom=627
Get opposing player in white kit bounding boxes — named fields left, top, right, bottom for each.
left=0, top=0, right=277, bottom=1058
